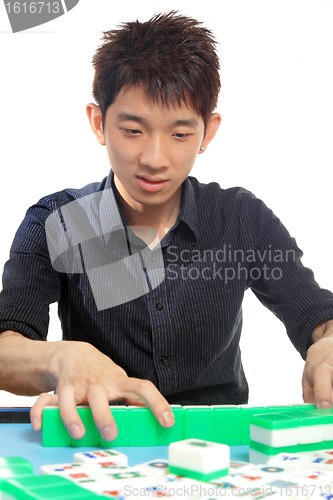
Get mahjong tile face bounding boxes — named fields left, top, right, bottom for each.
left=73, top=450, right=128, bottom=467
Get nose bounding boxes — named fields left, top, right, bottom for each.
left=139, top=136, right=170, bottom=170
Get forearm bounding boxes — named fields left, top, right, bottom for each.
left=0, top=330, right=59, bottom=396
left=311, top=319, right=333, bottom=343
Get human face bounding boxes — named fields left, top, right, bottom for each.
left=101, top=86, right=205, bottom=210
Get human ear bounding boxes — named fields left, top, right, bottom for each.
left=86, top=103, right=105, bottom=146
left=199, top=113, right=221, bottom=153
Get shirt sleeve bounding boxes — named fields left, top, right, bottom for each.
left=0, top=199, right=62, bottom=340
left=243, top=191, right=333, bottom=360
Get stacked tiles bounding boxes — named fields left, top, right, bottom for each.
left=250, top=409, right=333, bottom=463
left=5, top=444, right=333, bottom=499
left=42, top=403, right=318, bottom=448
left=168, top=438, right=230, bottom=481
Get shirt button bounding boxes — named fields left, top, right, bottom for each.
left=151, top=256, right=157, bottom=263
left=191, top=241, right=197, bottom=247
left=155, top=303, right=163, bottom=311
left=160, top=356, right=167, bottom=364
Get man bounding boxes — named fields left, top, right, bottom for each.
left=0, top=11, right=333, bottom=444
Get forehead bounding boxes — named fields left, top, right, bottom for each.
left=106, top=85, right=203, bottom=126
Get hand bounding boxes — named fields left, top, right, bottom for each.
left=302, top=321, right=333, bottom=408
left=30, top=341, right=175, bottom=442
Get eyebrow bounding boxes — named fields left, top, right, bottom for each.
left=116, top=112, right=199, bottom=128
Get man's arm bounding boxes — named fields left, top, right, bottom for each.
left=0, top=330, right=175, bottom=441
left=302, top=319, right=333, bottom=408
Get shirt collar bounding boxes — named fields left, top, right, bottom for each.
left=100, top=170, right=199, bottom=244
left=99, top=171, right=124, bottom=247
left=177, top=176, right=199, bottom=242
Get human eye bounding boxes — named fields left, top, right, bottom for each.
left=124, top=129, right=142, bottom=135
left=173, top=133, right=189, bottom=139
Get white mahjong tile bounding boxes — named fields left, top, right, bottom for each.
left=131, top=459, right=169, bottom=478
left=95, top=463, right=129, bottom=471
left=150, top=478, right=218, bottom=499
left=209, top=479, right=249, bottom=497
left=98, top=488, right=126, bottom=499
left=132, top=482, right=194, bottom=499
left=315, top=449, right=333, bottom=459
left=306, top=457, right=333, bottom=471
left=163, top=474, right=208, bottom=498
left=249, top=448, right=271, bottom=465
left=229, top=460, right=254, bottom=473
left=89, top=466, right=131, bottom=477
left=263, top=481, right=312, bottom=500
left=293, top=469, right=333, bottom=486
left=168, top=438, right=229, bottom=475
left=93, top=470, right=155, bottom=490
left=60, top=470, right=102, bottom=490
left=267, top=452, right=311, bottom=470
left=222, top=471, right=268, bottom=487
left=250, top=425, right=298, bottom=448
left=73, top=449, right=128, bottom=466
left=40, top=462, right=94, bottom=475
left=309, top=487, right=333, bottom=500
left=299, top=425, right=324, bottom=445
left=249, top=464, right=299, bottom=480
left=234, top=486, right=283, bottom=499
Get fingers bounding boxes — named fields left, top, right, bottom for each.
left=30, top=392, right=59, bottom=431
left=302, top=373, right=315, bottom=405
left=57, top=385, right=86, bottom=440
left=121, top=378, right=175, bottom=428
left=87, top=383, right=118, bottom=442
left=311, top=363, right=333, bottom=409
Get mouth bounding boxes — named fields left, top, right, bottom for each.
left=138, top=176, right=167, bottom=183
left=136, top=176, right=168, bottom=192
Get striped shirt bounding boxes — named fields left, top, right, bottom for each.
left=1, top=171, right=333, bottom=404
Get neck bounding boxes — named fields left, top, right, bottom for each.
left=113, top=178, right=182, bottom=242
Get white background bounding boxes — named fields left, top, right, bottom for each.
left=0, top=0, right=332, bottom=408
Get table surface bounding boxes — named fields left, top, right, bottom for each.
left=0, top=423, right=250, bottom=474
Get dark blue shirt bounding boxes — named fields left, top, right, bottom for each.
left=1, top=172, right=333, bottom=404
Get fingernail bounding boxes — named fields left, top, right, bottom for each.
left=30, top=416, right=41, bottom=431
left=160, top=411, right=175, bottom=428
left=319, top=401, right=331, bottom=409
left=68, top=424, right=83, bottom=440
left=101, top=426, right=118, bottom=442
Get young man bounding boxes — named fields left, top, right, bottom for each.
left=1, top=12, right=333, bottom=443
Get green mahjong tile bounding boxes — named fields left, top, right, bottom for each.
left=128, top=407, right=157, bottom=446
left=249, top=439, right=299, bottom=455
left=212, top=406, right=241, bottom=445
left=169, top=464, right=229, bottom=482
left=282, top=410, right=324, bottom=427
left=156, top=405, right=184, bottom=445
left=251, top=413, right=298, bottom=430
left=3, top=475, right=70, bottom=489
left=42, top=407, right=71, bottom=447
left=100, top=406, right=129, bottom=447
left=322, top=439, right=333, bottom=449
left=303, top=408, right=333, bottom=424
left=240, top=406, right=267, bottom=444
left=0, top=466, right=34, bottom=488
left=2, top=475, right=100, bottom=499
left=293, top=404, right=316, bottom=411
left=297, top=442, right=326, bottom=453
left=0, top=458, right=33, bottom=470
left=71, top=407, right=100, bottom=447
left=184, top=406, right=213, bottom=441
left=266, top=405, right=294, bottom=413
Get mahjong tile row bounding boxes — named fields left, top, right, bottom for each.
left=5, top=439, right=333, bottom=499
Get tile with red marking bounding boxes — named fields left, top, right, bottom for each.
left=293, top=468, right=333, bottom=486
